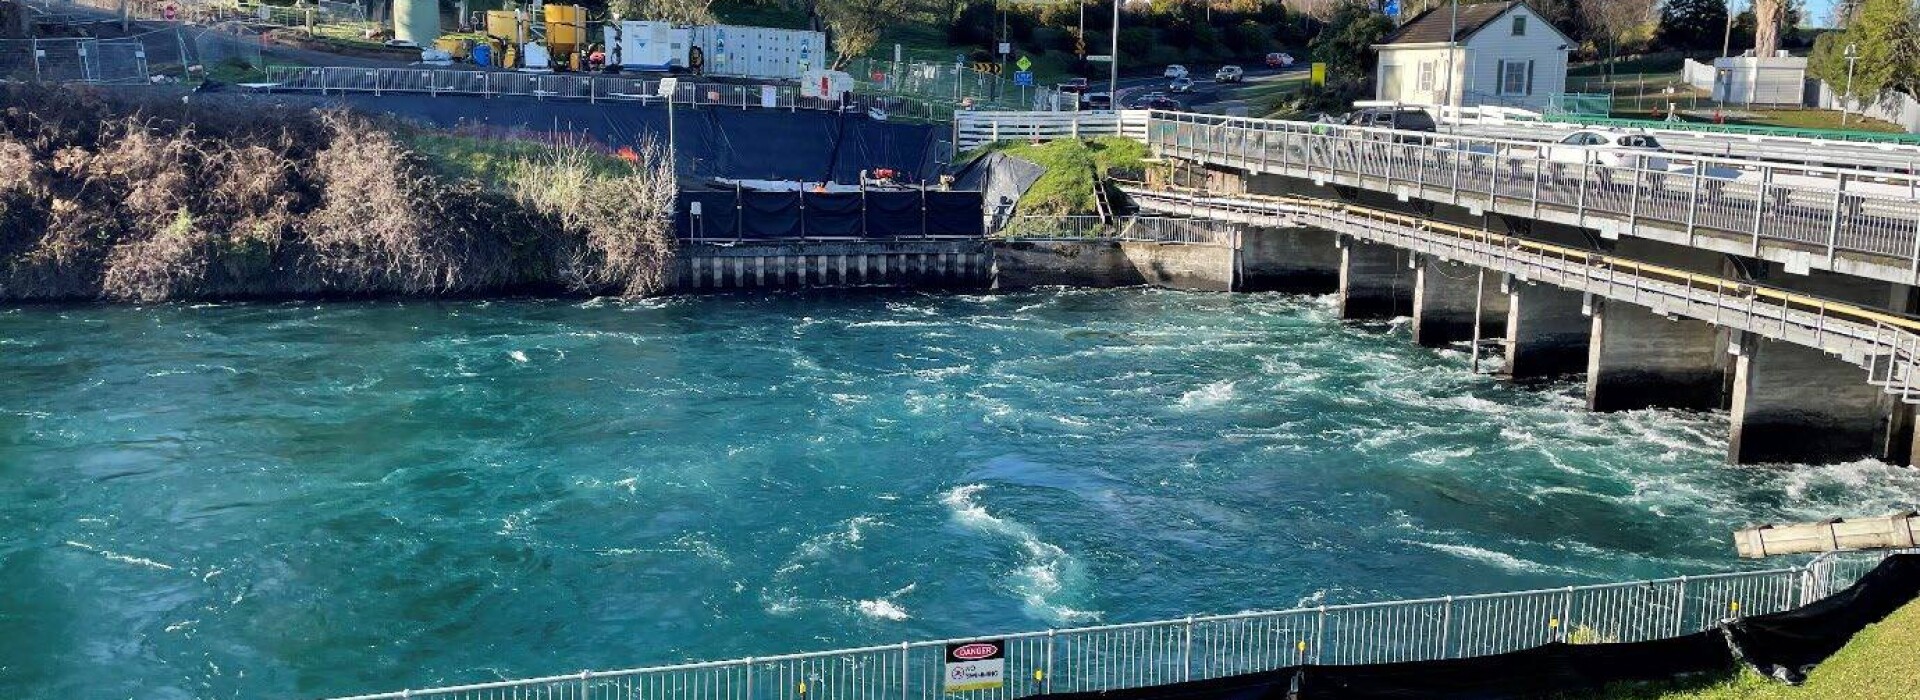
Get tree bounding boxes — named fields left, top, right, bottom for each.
left=1582, top=0, right=1656, bottom=72
left=1307, top=0, right=1391, bottom=79
left=1807, top=0, right=1920, bottom=99
left=1655, top=0, right=1727, bottom=51
left=816, top=0, right=911, bottom=66
left=608, top=0, right=716, bottom=23
left=1752, top=0, right=1784, bottom=57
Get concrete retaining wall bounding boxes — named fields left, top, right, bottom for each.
left=991, top=240, right=1235, bottom=291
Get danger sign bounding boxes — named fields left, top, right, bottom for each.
left=944, top=640, right=1006, bottom=693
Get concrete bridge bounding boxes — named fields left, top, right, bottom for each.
left=1056, top=110, right=1920, bottom=466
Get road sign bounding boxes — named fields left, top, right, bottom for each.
left=1311, top=62, right=1326, bottom=86
left=998, top=42, right=1010, bottom=56
left=1383, top=0, right=1400, bottom=16
left=1013, top=70, right=1033, bottom=87
left=1087, top=54, right=1113, bottom=63
left=971, top=62, right=1002, bottom=75
left=1016, top=55, right=1032, bottom=72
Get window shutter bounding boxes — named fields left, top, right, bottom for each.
left=1525, top=60, right=1535, bottom=96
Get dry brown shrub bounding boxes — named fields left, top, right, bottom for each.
left=303, top=110, right=466, bottom=294
left=515, top=138, right=678, bottom=297
left=101, top=210, right=210, bottom=302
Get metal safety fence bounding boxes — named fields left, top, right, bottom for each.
left=0, top=29, right=189, bottom=83
left=1146, top=111, right=1920, bottom=280
left=843, top=56, right=1059, bottom=113
left=321, top=551, right=1902, bottom=700
left=997, top=215, right=1238, bottom=247
left=259, top=66, right=968, bottom=123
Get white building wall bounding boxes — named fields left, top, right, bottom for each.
left=1457, top=5, right=1567, bottom=110
left=1376, top=45, right=1461, bottom=106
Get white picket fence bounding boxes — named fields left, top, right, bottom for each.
left=955, top=110, right=1151, bottom=151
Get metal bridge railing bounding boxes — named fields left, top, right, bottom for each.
left=320, top=551, right=1904, bottom=700
left=1145, top=111, right=1920, bottom=282
left=260, top=66, right=963, bottom=123
left=1118, top=184, right=1920, bottom=403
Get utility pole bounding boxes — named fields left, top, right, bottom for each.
left=1108, top=0, right=1119, bottom=103
left=1842, top=42, right=1858, bottom=126
left=1722, top=0, right=1738, bottom=58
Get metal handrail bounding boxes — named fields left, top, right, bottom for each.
left=319, top=551, right=1907, bottom=700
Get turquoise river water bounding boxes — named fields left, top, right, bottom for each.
left=4, top=290, right=1919, bottom=699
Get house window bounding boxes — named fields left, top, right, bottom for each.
left=1512, top=15, right=1526, bottom=36
left=1499, top=60, right=1532, bottom=96
left=1418, top=61, right=1436, bottom=92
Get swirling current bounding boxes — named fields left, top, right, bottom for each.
left=4, top=289, right=1918, bottom=699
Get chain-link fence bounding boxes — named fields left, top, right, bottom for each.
left=843, top=56, right=1061, bottom=112
left=193, top=19, right=261, bottom=69
left=0, top=28, right=187, bottom=83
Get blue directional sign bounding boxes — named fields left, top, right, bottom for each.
left=1383, top=0, right=1400, bottom=16
left=1013, top=70, right=1033, bottom=87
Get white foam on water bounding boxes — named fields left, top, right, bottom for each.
left=796, top=516, right=881, bottom=559
left=508, top=350, right=530, bottom=364
left=1401, top=540, right=1562, bottom=575
left=1177, top=380, right=1237, bottom=409
left=63, top=540, right=175, bottom=571
left=856, top=598, right=910, bottom=621
left=940, top=485, right=1100, bottom=624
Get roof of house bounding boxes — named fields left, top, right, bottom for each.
left=1378, top=1, right=1527, bottom=46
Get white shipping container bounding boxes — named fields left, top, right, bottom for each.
left=690, top=24, right=826, bottom=81
left=604, top=21, right=690, bottom=72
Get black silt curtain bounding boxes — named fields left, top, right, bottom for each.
left=802, top=192, right=864, bottom=238
left=740, top=191, right=801, bottom=239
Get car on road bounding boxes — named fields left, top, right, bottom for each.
left=1265, top=52, right=1294, bottom=68
left=1128, top=91, right=1167, bottom=108
left=1344, top=107, right=1438, bottom=143
left=1541, top=130, right=1672, bottom=170
left=1059, top=77, right=1090, bottom=94
left=1164, top=64, right=1189, bottom=79
left=1169, top=77, right=1195, bottom=93
left=1215, top=65, right=1244, bottom=82
left=1143, top=95, right=1183, bottom=111
left=1082, top=92, right=1112, bottom=111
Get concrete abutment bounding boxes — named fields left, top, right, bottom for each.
left=1729, top=334, right=1911, bottom=465
left=1339, top=239, right=1413, bottom=320
left=1585, top=298, right=1729, bottom=412
left=1411, top=257, right=1508, bottom=347
left=1502, top=283, right=1591, bottom=380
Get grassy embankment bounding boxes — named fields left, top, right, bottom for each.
left=1585, top=597, right=1920, bottom=699
left=0, top=84, right=675, bottom=302
left=961, top=136, right=1148, bottom=232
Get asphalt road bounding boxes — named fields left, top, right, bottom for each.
left=1098, top=65, right=1305, bottom=114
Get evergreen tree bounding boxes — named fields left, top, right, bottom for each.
left=1655, top=0, right=1728, bottom=51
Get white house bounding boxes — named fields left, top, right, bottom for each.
left=1372, top=1, right=1573, bottom=112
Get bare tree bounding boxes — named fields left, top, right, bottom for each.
left=610, top=0, right=718, bottom=23
left=1284, top=0, right=1345, bottom=22
left=816, top=0, right=909, bottom=66
left=1581, top=0, right=1656, bottom=77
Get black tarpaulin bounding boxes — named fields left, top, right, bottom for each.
left=740, top=191, right=801, bottom=239
left=678, top=191, right=741, bottom=240
left=863, top=191, right=924, bottom=238
left=924, top=190, right=986, bottom=237
left=1723, top=553, right=1920, bottom=682
left=803, top=192, right=864, bottom=238
left=1026, top=555, right=1920, bottom=700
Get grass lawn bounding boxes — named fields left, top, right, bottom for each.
left=1570, top=51, right=1701, bottom=78
left=1721, top=108, right=1908, bottom=134
left=968, top=136, right=1150, bottom=218
left=1584, top=597, right=1920, bottom=699
left=407, top=131, right=630, bottom=189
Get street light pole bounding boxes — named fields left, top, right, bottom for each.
left=1842, top=42, right=1858, bottom=126
left=1722, top=0, right=1738, bottom=58
left=1108, top=0, right=1119, bottom=102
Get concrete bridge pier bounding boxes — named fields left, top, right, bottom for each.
left=1502, top=282, right=1591, bottom=380
left=1411, top=257, right=1508, bottom=347
left=1585, top=298, right=1729, bottom=412
left=1239, top=226, right=1341, bottom=293
left=1338, top=238, right=1413, bottom=320
left=1728, top=332, right=1908, bottom=464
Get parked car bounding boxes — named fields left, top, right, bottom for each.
left=1164, top=64, right=1189, bottom=79
left=1541, top=130, right=1672, bottom=170
left=1059, top=77, right=1089, bottom=94
left=1129, top=91, right=1169, bottom=108
left=1344, top=107, right=1438, bottom=143
left=1215, top=65, right=1244, bottom=82
left=1082, top=92, right=1113, bottom=111
left=1265, top=52, right=1294, bottom=68
left=1144, top=95, right=1184, bottom=111
left=1169, top=77, right=1195, bottom=93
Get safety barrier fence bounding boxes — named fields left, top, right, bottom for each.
left=0, top=27, right=194, bottom=83
left=260, top=66, right=968, bottom=122
left=1441, top=118, right=1920, bottom=172
left=843, top=56, right=1056, bottom=114
left=1144, top=111, right=1920, bottom=281
left=1118, top=184, right=1920, bottom=403
left=955, top=110, right=1151, bottom=151
left=997, top=215, right=1237, bottom=246
left=321, top=551, right=1901, bottom=700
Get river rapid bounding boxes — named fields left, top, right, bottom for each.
left=4, top=289, right=1918, bottom=699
